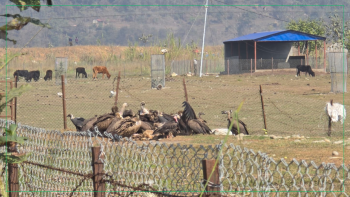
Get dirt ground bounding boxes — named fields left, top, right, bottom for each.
left=0, top=69, right=349, bottom=167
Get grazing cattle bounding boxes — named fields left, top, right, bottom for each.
left=13, top=70, right=28, bottom=81
left=92, top=66, right=111, bottom=80
left=76, top=67, right=87, bottom=78
left=26, top=70, right=40, bottom=82
left=44, top=70, right=52, bottom=81
left=296, top=65, right=315, bottom=77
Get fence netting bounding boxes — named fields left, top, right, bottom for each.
left=15, top=72, right=347, bottom=137
left=0, top=119, right=348, bottom=196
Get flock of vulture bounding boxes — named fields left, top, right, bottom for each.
left=67, top=101, right=249, bottom=140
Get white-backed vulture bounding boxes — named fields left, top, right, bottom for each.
left=221, top=110, right=249, bottom=135
left=140, top=101, right=149, bottom=115
left=67, top=114, right=85, bottom=131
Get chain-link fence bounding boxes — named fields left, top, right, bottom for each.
left=171, top=59, right=225, bottom=76
left=13, top=70, right=348, bottom=137
left=0, top=119, right=348, bottom=196
left=221, top=57, right=331, bottom=75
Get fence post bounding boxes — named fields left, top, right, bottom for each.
left=61, top=75, right=67, bottom=130
left=260, top=85, right=267, bottom=131
left=227, top=59, right=229, bottom=75
left=183, top=78, right=188, bottom=102
left=8, top=141, right=19, bottom=197
left=92, top=147, right=105, bottom=197
left=202, top=159, right=220, bottom=196
left=10, top=81, right=14, bottom=121
left=114, top=71, right=121, bottom=106
left=250, top=59, right=252, bottom=77
left=14, top=76, right=17, bottom=123
left=271, top=57, right=274, bottom=73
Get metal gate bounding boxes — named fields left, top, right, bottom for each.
left=55, top=57, right=68, bottom=85
left=151, top=55, right=165, bottom=89
left=327, top=52, right=347, bottom=93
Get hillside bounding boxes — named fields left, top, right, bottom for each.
left=1, top=0, right=349, bottom=48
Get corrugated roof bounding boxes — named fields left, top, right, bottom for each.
left=223, top=30, right=326, bottom=43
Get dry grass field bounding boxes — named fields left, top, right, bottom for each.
left=0, top=67, right=349, bottom=166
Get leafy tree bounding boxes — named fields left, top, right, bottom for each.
left=1, top=0, right=52, bottom=45
left=324, top=12, right=350, bottom=49
left=286, top=18, right=325, bottom=52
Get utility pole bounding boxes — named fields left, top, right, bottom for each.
left=199, top=0, right=209, bottom=77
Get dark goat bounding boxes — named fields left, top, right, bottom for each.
left=44, top=70, right=52, bottom=81
left=26, top=70, right=40, bottom=82
left=296, top=65, right=315, bottom=77
left=76, top=67, right=87, bottom=78
left=13, top=70, right=28, bottom=81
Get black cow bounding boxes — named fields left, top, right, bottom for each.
left=26, top=70, right=40, bottom=82
left=44, top=70, right=52, bottom=81
left=296, top=65, right=315, bottom=77
left=13, top=70, right=28, bottom=81
left=76, top=67, right=87, bottom=78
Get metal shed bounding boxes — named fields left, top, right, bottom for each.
left=223, top=30, right=326, bottom=74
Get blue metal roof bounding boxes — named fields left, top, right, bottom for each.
left=223, top=30, right=326, bottom=43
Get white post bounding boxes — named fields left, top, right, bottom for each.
left=199, top=0, right=209, bottom=77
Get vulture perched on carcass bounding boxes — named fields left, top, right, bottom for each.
left=119, top=103, right=134, bottom=118
left=181, top=101, right=211, bottom=135
left=221, top=110, right=249, bottom=135
left=105, top=116, right=142, bottom=138
left=139, top=101, right=150, bottom=115
left=153, top=114, right=180, bottom=138
left=92, top=105, right=119, bottom=133
left=67, top=114, right=85, bottom=131
left=80, top=115, right=98, bottom=132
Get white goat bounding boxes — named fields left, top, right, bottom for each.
left=325, top=100, right=346, bottom=124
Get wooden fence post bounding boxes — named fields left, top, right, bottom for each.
left=114, top=71, right=121, bottom=106
left=8, top=141, right=19, bottom=197
left=92, top=147, right=105, bottom=197
left=183, top=78, right=188, bottom=102
left=202, top=159, right=220, bottom=196
left=260, top=85, right=267, bottom=131
left=8, top=163, right=19, bottom=197
left=10, top=81, right=14, bottom=121
left=14, top=76, right=17, bottom=123
left=61, top=75, right=67, bottom=130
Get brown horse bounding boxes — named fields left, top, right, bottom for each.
left=92, top=66, right=111, bottom=79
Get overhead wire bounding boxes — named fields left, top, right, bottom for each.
left=212, top=0, right=289, bottom=23
left=170, top=0, right=206, bottom=62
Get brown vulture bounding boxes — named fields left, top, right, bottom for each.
left=105, top=117, right=142, bottom=138
left=197, top=112, right=207, bottom=124
left=80, top=115, right=98, bottom=132
left=181, top=101, right=211, bottom=135
left=92, top=105, right=119, bottom=133
left=221, top=110, right=249, bottom=135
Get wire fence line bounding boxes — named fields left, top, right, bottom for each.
left=13, top=73, right=348, bottom=137
left=0, top=119, right=348, bottom=196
